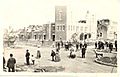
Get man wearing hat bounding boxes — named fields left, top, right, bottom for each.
left=81, top=46, right=86, bottom=58
left=25, top=49, right=30, bottom=65
left=7, top=54, right=16, bottom=72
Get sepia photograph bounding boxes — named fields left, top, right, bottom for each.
left=1, top=0, right=119, bottom=74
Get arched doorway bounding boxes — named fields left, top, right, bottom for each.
left=52, top=34, right=55, bottom=41
left=34, top=35, right=37, bottom=40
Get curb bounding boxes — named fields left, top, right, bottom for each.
left=94, top=58, right=117, bottom=67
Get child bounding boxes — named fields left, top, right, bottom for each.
left=31, top=55, right=35, bottom=65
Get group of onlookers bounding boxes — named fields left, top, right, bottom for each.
left=3, top=46, right=41, bottom=72
left=69, top=42, right=87, bottom=58
left=95, top=40, right=117, bottom=52
left=3, top=40, right=117, bottom=72
left=51, top=49, right=60, bottom=62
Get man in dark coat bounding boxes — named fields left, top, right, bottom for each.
left=81, top=46, right=86, bottom=58
left=7, top=54, right=16, bottom=72
left=60, top=40, right=64, bottom=47
left=109, top=43, right=113, bottom=53
left=79, top=42, right=82, bottom=49
left=37, top=50, right=41, bottom=59
left=25, top=49, right=30, bottom=65
left=84, top=43, right=87, bottom=49
left=115, top=40, right=117, bottom=51
left=55, top=52, right=61, bottom=62
left=105, top=41, right=108, bottom=49
left=51, top=50, right=56, bottom=61
left=101, top=42, right=104, bottom=49
left=76, top=43, right=79, bottom=51
left=58, top=42, right=60, bottom=50
left=95, top=42, right=97, bottom=49
left=3, top=57, right=6, bottom=69
left=98, top=41, right=100, bottom=49
left=65, top=41, right=69, bottom=51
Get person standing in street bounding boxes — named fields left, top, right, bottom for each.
left=79, top=42, right=82, bottom=49
left=58, top=42, right=60, bottom=50
left=3, top=56, right=6, bottom=69
left=7, top=54, right=16, bottom=72
left=76, top=43, right=79, bottom=52
left=65, top=42, right=67, bottom=51
left=81, top=46, right=86, bottom=58
left=37, top=50, right=41, bottom=59
left=105, top=41, right=108, bottom=50
left=51, top=50, right=56, bottom=61
left=61, top=41, right=64, bottom=48
left=60, top=38, right=64, bottom=48
left=84, top=42, right=87, bottom=49
left=37, top=46, right=41, bottom=59
left=25, top=49, right=30, bottom=65
left=115, top=40, right=117, bottom=51
left=109, top=42, right=113, bottom=53
left=95, top=42, right=97, bottom=49
left=55, top=52, right=61, bottom=62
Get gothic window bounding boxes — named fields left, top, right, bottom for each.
left=60, top=26, right=62, bottom=31
left=81, top=26, right=83, bottom=31
left=53, top=26, right=55, bottom=30
left=85, top=27, right=87, bottom=32
left=100, top=33, right=102, bottom=37
left=39, top=35, right=41, bottom=39
left=44, top=35, right=46, bottom=40
left=76, top=26, right=79, bottom=31
left=57, top=26, right=59, bottom=30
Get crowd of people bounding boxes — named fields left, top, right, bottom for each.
left=55, top=41, right=88, bottom=59
left=3, top=39, right=117, bottom=72
left=95, top=40, right=117, bottom=52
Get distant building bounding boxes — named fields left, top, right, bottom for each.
left=97, top=19, right=110, bottom=40
left=19, top=25, right=43, bottom=41
left=19, top=6, right=119, bottom=43
left=55, top=6, right=97, bottom=42
left=97, top=19, right=117, bottom=40
left=107, top=21, right=117, bottom=40
left=55, top=6, right=67, bottom=41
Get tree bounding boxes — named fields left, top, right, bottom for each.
left=3, top=28, right=17, bottom=47
left=71, top=33, right=78, bottom=43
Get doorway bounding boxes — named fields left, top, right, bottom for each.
left=52, top=35, right=55, bottom=41
left=34, top=35, right=37, bottom=40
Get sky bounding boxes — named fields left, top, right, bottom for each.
left=0, top=0, right=119, bottom=30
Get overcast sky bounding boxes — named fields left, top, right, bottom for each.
left=0, top=0, right=119, bottom=30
